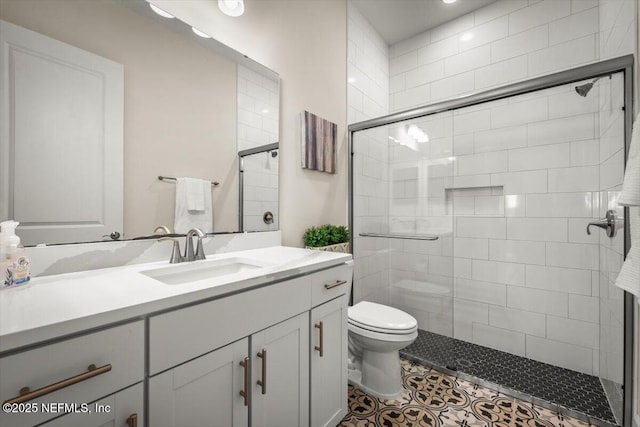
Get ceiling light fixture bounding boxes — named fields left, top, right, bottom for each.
left=149, top=3, right=174, bottom=18
left=218, top=0, right=245, bottom=17
left=192, top=27, right=211, bottom=38
left=442, top=0, right=457, bottom=4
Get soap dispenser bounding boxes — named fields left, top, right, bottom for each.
left=0, top=220, right=31, bottom=288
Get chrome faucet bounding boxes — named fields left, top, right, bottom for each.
left=184, top=228, right=206, bottom=261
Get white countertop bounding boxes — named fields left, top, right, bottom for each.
left=0, top=246, right=352, bottom=353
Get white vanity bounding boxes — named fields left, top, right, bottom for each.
left=0, top=246, right=352, bottom=427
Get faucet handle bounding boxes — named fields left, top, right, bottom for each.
left=158, top=237, right=184, bottom=263
left=194, top=237, right=206, bottom=260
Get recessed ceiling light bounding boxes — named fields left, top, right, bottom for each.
left=218, top=0, right=245, bottom=17
left=442, top=0, right=457, bottom=3
left=348, top=77, right=357, bottom=84
left=149, top=3, right=174, bottom=18
left=192, top=27, right=211, bottom=38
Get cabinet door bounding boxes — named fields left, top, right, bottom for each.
left=39, top=382, right=143, bottom=427
left=149, top=339, right=249, bottom=427
left=310, top=295, right=348, bottom=427
left=251, top=312, right=310, bottom=427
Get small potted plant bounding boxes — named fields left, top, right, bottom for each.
left=303, top=224, right=350, bottom=253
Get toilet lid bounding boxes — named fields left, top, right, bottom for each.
left=348, top=301, right=417, bottom=334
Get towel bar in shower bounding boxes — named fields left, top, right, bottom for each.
left=358, top=232, right=439, bottom=241
left=158, top=176, right=219, bottom=186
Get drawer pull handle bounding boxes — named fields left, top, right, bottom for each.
left=239, top=357, right=250, bottom=406
left=314, top=321, right=324, bottom=357
left=257, top=349, right=267, bottom=395
left=126, top=413, right=138, bottom=427
left=3, top=363, right=112, bottom=405
left=324, top=279, right=347, bottom=290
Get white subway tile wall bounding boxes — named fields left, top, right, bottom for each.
left=237, top=65, right=279, bottom=152
left=347, top=1, right=389, bottom=124
left=348, top=1, right=390, bottom=303
left=349, top=0, right=634, bottom=377
left=389, top=0, right=619, bottom=112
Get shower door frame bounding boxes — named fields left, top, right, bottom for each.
left=348, top=54, right=635, bottom=426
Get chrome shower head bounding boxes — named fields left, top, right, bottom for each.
left=575, top=75, right=612, bottom=97
left=575, top=82, right=595, bottom=97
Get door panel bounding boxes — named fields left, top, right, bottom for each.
left=0, top=19, right=123, bottom=245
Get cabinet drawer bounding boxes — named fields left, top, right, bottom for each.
left=40, top=382, right=143, bottom=427
left=0, top=321, right=144, bottom=427
left=311, top=262, right=353, bottom=306
left=149, top=276, right=311, bottom=375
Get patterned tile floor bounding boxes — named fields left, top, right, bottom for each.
left=339, top=359, right=595, bottom=427
left=401, top=330, right=617, bottom=425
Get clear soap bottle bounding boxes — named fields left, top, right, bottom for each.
left=0, top=220, right=31, bottom=288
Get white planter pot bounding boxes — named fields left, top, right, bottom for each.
left=305, top=242, right=350, bottom=253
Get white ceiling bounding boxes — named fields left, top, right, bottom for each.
left=352, top=0, right=499, bottom=45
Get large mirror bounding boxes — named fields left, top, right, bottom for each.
left=0, top=0, right=280, bottom=246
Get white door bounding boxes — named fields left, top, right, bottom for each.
left=0, top=19, right=123, bottom=245
left=310, top=295, right=348, bottom=427
left=148, top=339, right=249, bottom=427
left=39, top=383, right=143, bottom=427
left=251, top=312, right=310, bottom=427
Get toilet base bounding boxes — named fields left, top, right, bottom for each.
left=347, top=349, right=404, bottom=400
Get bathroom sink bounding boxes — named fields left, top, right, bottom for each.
left=140, top=257, right=272, bottom=285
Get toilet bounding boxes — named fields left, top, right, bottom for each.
left=347, top=301, right=418, bottom=399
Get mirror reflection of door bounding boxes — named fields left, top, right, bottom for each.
left=0, top=0, right=281, bottom=245
left=0, top=20, right=124, bottom=246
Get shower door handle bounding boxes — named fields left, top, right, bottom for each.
left=586, top=210, right=622, bottom=238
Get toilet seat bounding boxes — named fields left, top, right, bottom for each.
left=348, top=302, right=417, bottom=335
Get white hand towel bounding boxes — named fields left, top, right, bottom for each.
left=174, top=177, right=213, bottom=234
left=614, top=207, right=639, bottom=297
left=614, top=113, right=640, bottom=298
left=618, top=113, right=640, bottom=206
left=185, top=177, right=206, bottom=212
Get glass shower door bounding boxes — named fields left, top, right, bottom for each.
left=351, top=110, right=455, bottom=352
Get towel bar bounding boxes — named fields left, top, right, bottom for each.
left=158, top=176, right=219, bottom=186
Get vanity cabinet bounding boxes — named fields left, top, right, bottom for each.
left=0, top=258, right=352, bottom=427
left=148, top=262, right=351, bottom=427
left=0, top=321, right=144, bottom=427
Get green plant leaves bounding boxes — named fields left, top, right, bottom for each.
left=303, top=224, right=349, bottom=247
